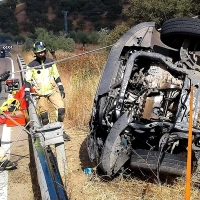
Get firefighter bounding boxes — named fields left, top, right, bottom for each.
left=24, top=41, right=70, bottom=141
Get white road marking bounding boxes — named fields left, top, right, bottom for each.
left=6, top=58, right=14, bottom=78
left=0, top=56, right=22, bottom=199
left=0, top=55, right=14, bottom=200
left=0, top=125, right=11, bottom=200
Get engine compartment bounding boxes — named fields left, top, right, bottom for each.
left=87, top=18, right=200, bottom=178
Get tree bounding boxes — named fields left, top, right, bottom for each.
left=57, top=32, right=75, bottom=52
left=28, top=11, right=49, bottom=27
left=14, top=35, right=25, bottom=44
left=23, top=28, right=75, bottom=58
left=98, top=28, right=109, bottom=46
left=25, top=0, right=48, bottom=13
left=76, top=31, right=89, bottom=47
left=88, top=31, right=100, bottom=45
left=35, top=28, right=49, bottom=40
left=105, top=0, right=122, bottom=20
left=124, top=0, right=199, bottom=28
left=59, top=0, right=78, bottom=12
left=0, top=5, right=19, bottom=35
left=5, top=0, right=17, bottom=10
left=103, top=22, right=130, bottom=46
left=76, top=20, right=86, bottom=31
left=48, top=17, right=67, bottom=33
left=22, top=38, right=34, bottom=51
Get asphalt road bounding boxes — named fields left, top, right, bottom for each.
left=0, top=49, right=34, bottom=200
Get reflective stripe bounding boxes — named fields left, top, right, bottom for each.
left=26, top=63, right=61, bottom=95
left=57, top=82, right=62, bottom=86
left=25, top=88, right=30, bottom=91
left=33, top=77, right=54, bottom=84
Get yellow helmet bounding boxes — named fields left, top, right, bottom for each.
left=33, top=41, right=46, bottom=53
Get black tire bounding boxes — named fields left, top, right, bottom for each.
left=161, top=17, right=200, bottom=49
left=130, top=149, right=188, bottom=176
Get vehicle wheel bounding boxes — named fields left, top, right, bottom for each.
left=130, top=149, right=192, bottom=176
left=161, top=17, right=200, bottom=49
left=101, top=112, right=132, bottom=176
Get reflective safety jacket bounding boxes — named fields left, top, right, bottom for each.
left=25, top=57, right=63, bottom=96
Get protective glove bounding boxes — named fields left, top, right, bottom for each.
left=58, top=85, right=65, bottom=99
left=60, top=90, right=65, bottom=99
left=0, top=71, right=10, bottom=81
left=25, top=91, right=31, bottom=102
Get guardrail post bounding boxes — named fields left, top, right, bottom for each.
left=56, top=142, right=67, bottom=179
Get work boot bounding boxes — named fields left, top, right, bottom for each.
left=0, top=159, right=17, bottom=171
left=63, top=131, right=71, bottom=141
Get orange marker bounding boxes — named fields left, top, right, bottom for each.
left=185, top=85, right=194, bottom=200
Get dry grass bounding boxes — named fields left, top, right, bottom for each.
left=21, top=49, right=200, bottom=200
left=63, top=127, right=200, bottom=200
left=58, top=51, right=106, bottom=128
left=22, top=49, right=107, bottom=128
left=67, top=176, right=200, bottom=200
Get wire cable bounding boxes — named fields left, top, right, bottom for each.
left=13, top=44, right=114, bottom=76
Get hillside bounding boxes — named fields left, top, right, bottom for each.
left=13, top=0, right=127, bottom=37
left=15, top=3, right=57, bottom=36
left=15, top=3, right=27, bottom=36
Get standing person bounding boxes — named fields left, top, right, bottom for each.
left=24, top=41, right=70, bottom=141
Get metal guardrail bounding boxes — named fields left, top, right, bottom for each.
left=17, top=55, right=26, bottom=80
left=17, top=55, right=68, bottom=200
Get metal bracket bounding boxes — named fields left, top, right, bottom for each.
left=35, top=122, right=64, bottom=146
left=180, top=38, right=200, bottom=70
